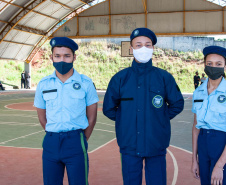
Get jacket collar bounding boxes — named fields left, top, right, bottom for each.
left=132, top=58, right=153, bottom=73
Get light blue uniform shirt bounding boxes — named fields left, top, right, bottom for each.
left=34, top=69, right=99, bottom=132
left=192, top=77, right=226, bottom=132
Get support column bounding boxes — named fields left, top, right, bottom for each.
left=24, top=62, right=31, bottom=88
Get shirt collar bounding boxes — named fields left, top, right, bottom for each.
left=50, top=69, right=82, bottom=83
left=216, top=77, right=226, bottom=93
left=197, top=77, right=208, bottom=94
left=197, top=77, right=226, bottom=93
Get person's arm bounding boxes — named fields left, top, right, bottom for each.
left=211, top=146, right=226, bottom=185
left=34, top=81, right=47, bottom=129
left=36, top=108, right=47, bottom=130
left=85, top=103, right=97, bottom=140
left=103, top=75, right=121, bottom=121
left=191, top=113, right=200, bottom=179
left=84, top=80, right=99, bottom=140
left=165, top=74, right=184, bottom=119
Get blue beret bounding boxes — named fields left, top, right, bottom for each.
left=130, top=28, right=157, bottom=45
left=203, top=46, right=226, bottom=58
left=50, top=37, right=78, bottom=53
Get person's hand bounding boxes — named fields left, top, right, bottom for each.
left=211, top=165, right=224, bottom=185
left=191, top=160, right=200, bottom=179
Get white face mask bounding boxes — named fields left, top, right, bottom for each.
left=132, top=46, right=153, bottom=63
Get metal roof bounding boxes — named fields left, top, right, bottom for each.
left=0, top=0, right=96, bottom=62
left=0, top=0, right=225, bottom=62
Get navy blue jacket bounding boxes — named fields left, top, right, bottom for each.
left=103, top=59, right=184, bottom=157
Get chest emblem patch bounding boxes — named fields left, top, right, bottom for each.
left=217, top=95, right=226, bottom=103
left=152, top=95, right=163, bottom=108
left=73, top=83, right=81, bottom=90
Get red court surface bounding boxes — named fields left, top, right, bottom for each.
left=0, top=140, right=200, bottom=185
left=1, top=92, right=198, bottom=185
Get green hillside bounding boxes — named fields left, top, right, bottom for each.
left=0, top=40, right=205, bottom=93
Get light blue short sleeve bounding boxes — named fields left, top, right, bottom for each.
left=86, top=82, right=99, bottom=106
left=34, top=82, right=46, bottom=109
left=191, top=93, right=196, bottom=114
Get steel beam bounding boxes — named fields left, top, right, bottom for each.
left=3, top=40, right=34, bottom=47
left=0, top=0, right=46, bottom=43
left=51, top=0, right=74, bottom=11
left=15, top=24, right=47, bottom=35
left=0, top=0, right=58, bottom=20
left=0, top=19, right=46, bottom=35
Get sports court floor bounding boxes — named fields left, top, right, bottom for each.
left=0, top=90, right=200, bottom=185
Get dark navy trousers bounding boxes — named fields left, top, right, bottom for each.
left=42, top=130, right=88, bottom=185
left=198, top=129, right=226, bottom=185
left=121, top=153, right=166, bottom=185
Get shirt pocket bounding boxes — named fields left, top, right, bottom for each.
left=210, top=102, right=226, bottom=123
left=70, top=91, right=86, bottom=109
left=149, top=87, right=165, bottom=111
left=43, top=91, right=58, bottom=110
left=193, top=102, right=203, bottom=112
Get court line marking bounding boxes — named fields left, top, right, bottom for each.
left=177, top=120, right=191, bottom=123
left=0, top=114, right=37, bottom=118
left=4, top=104, right=35, bottom=111
left=0, top=130, right=43, bottom=145
left=96, top=122, right=114, bottom=127
left=0, top=138, right=117, bottom=154
left=0, top=122, right=39, bottom=126
left=0, top=145, right=42, bottom=150
left=167, top=148, right=179, bottom=185
left=89, top=138, right=116, bottom=153
left=170, top=145, right=192, bottom=154
left=94, top=128, right=115, bottom=133
left=0, top=97, right=33, bottom=102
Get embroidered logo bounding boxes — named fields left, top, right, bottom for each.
left=51, top=39, right=56, bottom=46
left=134, top=30, right=139, bottom=36
left=73, top=83, right=81, bottom=90
left=217, top=95, right=226, bottom=103
left=152, top=95, right=163, bottom=108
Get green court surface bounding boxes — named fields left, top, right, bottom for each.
left=0, top=91, right=194, bottom=153
left=0, top=91, right=115, bottom=152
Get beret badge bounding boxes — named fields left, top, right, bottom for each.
left=134, top=30, right=139, bottom=36
left=51, top=39, right=56, bottom=46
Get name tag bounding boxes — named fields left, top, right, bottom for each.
left=194, top=99, right=203, bottom=103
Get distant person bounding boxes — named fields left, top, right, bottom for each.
left=21, top=71, right=26, bottom=89
left=103, top=28, right=184, bottom=185
left=34, top=37, right=99, bottom=185
left=194, top=71, right=200, bottom=89
left=200, top=73, right=206, bottom=85
left=191, top=46, right=226, bottom=185
left=0, top=81, right=5, bottom=90
left=26, top=73, right=31, bottom=89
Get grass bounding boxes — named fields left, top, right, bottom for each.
left=0, top=40, right=207, bottom=93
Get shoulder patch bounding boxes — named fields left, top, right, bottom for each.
left=176, top=85, right=181, bottom=92
left=93, top=82, right=96, bottom=89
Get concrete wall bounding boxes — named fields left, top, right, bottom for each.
left=156, top=37, right=226, bottom=52
left=77, top=36, right=226, bottom=52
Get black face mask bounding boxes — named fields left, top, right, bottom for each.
left=204, top=65, right=224, bottom=80
left=53, top=61, right=73, bottom=75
